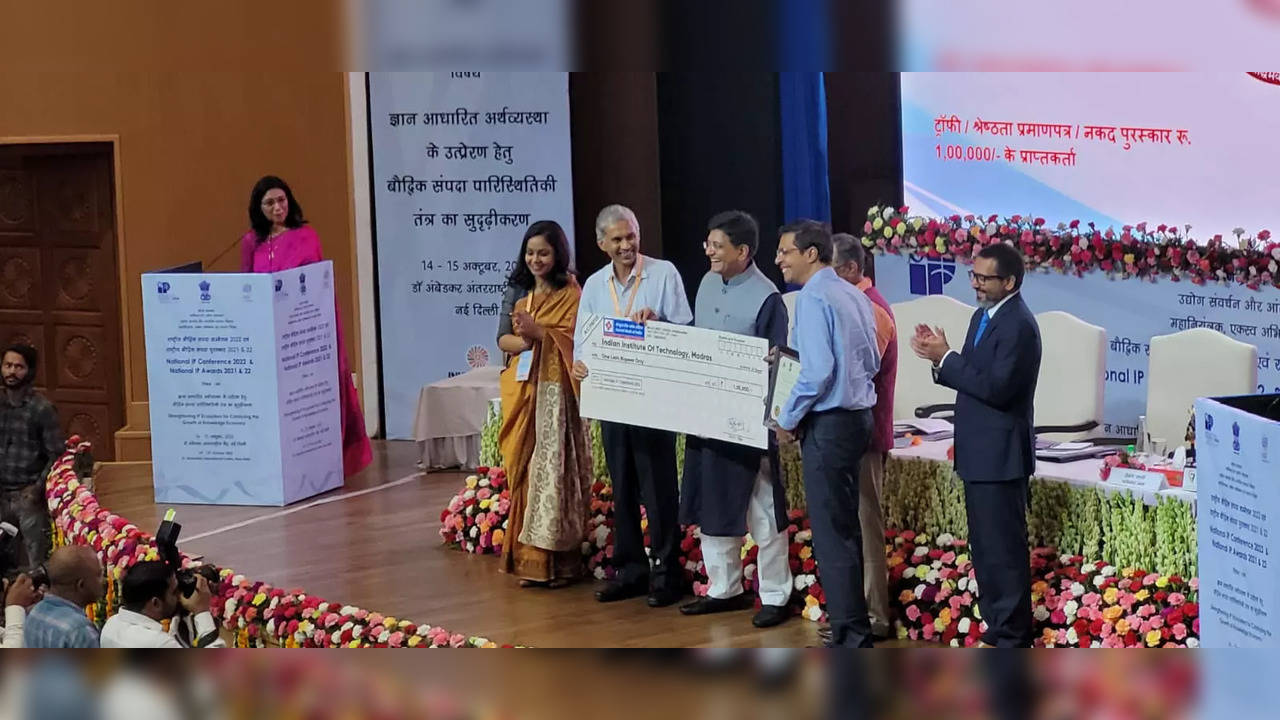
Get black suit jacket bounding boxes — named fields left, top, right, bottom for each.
left=935, top=293, right=1042, bottom=483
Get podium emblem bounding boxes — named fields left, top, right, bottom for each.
left=199, top=280, right=211, bottom=302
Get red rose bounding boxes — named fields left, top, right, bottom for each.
left=1069, top=219, right=1081, bottom=229
left=1157, top=224, right=1167, bottom=233
left=898, top=206, right=910, bottom=215
left=1034, top=217, right=1045, bottom=226
left=1090, top=619, right=1105, bottom=635
left=802, top=558, right=817, bottom=572
left=1111, top=245, right=1124, bottom=260
left=1199, top=259, right=1212, bottom=272
left=889, top=217, right=902, bottom=228
left=1101, top=260, right=1113, bottom=272
left=1183, top=602, right=1198, bottom=618
left=1260, top=230, right=1272, bottom=241
left=476, top=466, right=489, bottom=475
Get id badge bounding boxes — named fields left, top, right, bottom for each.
left=515, top=350, right=534, bottom=381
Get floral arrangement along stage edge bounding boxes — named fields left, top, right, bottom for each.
left=46, top=439, right=504, bottom=648
left=445, top=415, right=1199, bottom=647
left=858, top=205, right=1275, bottom=288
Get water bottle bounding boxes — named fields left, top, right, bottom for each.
left=1135, top=415, right=1149, bottom=456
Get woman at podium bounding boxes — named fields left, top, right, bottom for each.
left=239, top=175, right=373, bottom=477
left=495, top=221, right=591, bottom=588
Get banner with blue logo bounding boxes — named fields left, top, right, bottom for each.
left=1195, top=397, right=1280, bottom=647
left=141, top=262, right=343, bottom=506
left=876, top=253, right=1280, bottom=435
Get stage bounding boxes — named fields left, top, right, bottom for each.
left=95, top=441, right=853, bottom=648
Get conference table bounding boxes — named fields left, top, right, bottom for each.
left=889, top=439, right=1197, bottom=508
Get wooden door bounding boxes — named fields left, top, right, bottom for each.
left=0, top=142, right=124, bottom=461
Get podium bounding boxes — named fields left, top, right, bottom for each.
left=141, top=261, right=344, bottom=506
left=1195, top=394, right=1280, bottom=647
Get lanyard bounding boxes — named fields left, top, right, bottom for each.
left=607, top=256, right=644, bottom=317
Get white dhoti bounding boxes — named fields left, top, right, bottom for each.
left=699, top=457, right=793, bottom=607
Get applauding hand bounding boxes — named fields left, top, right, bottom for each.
left=910, top=325, right=951, bottom=365
left=512, top=309, right=544, bottom=341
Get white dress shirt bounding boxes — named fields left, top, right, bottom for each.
left=1, top=605, right=25, bottom=648
left=100, top=608, right=223, bottom=648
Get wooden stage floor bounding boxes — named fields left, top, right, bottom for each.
left=96, top=440, right=846, bottom=648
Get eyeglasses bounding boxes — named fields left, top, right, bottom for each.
left=968, top=270, right=1007, bottom=283
left=776, top=247, right=800, bottom=258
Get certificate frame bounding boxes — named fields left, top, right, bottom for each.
left=764, top=346, right=800, bottom=426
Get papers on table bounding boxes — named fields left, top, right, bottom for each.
left=1035, top=438, right=1118, bottom=462
left=893, top=418, right=953, bottom=442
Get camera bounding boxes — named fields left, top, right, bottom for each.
left=155, top=510, right=212, bottom=599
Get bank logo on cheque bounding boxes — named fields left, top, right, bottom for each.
left=603, top=318, right=645, bottom=340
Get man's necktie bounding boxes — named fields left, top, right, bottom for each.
left=973, top=310, right=991, bottom=345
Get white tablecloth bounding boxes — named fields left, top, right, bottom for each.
left=412, top=366, right=502, bottom=469
left=890, top=440, right=1196, bottom=508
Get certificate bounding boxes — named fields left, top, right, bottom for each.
left=578, top=316, right=770, bottom=448
left=764, top=347, right=800, bottom=426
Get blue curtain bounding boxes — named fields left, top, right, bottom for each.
left=778, top=71, right=831, bottom=225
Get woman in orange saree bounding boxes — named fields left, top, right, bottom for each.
left=495, top=221, right=592, bottom=587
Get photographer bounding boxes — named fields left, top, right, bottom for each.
left=0, top=572, right=41, bottom=648
left=100, top=561, right=224, bottom=648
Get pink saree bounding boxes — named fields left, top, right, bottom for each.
left=240, top=226, right=373, bottom=477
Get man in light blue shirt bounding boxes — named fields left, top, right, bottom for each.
left=572, top=204, right=692, bottom=608
left=772, top=219, right=880, bottom=647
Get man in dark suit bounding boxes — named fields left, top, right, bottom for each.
left=909, top=243, right=1041, bottom=647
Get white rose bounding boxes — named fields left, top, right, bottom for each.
left=914, top=584, right=927, bottom=598
left=1094, top=576, right=1107, bottom=588
left=958, top=577, right=969, bottom=591
left=902, top=567, right=916, bottom=580
left=882, top=206, right=894, bottom=221
left=1070, top=582, right=1086, bottom=597
left=926, top=569, right=940, bottom=584
left=1187, top=638, right=1199, bottom=648
left=936, top=533, right=954, bottom=547
left=958, top=618, right=971, bottom=634
left=1066, top=628, right=1079, bottom=645
left=1065, top=600, right=1079, bottom=617
left=331, top=630, right=342, bottom=645
left=913, top=546, right=928, bottom=558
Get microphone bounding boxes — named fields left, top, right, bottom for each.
left=205, top=234, right=248, bottom=271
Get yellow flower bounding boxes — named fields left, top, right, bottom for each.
left=938, top=608, right=952, bottom=626
left=887, top=556, right=902, bottom=568
left=349, top=640, right=362, bottom=648
left=799, top=546, right=812, bottom=560
left=1123, top=253, right=1135, bottom=265
left=1116, top=619, right=1130, bottom=635
left=384, top=617, right=398, bottom=628
left=895, top=223, right=906, bottom=237
left=805, top=595, right=819, bottom=606
left=1135, top=589, right=1150, bottom=602
left=1156, top=576, right=1169, bottom=588
left=872, top=217, right=884, bottom=231
left=882, top=226, right=893, bottom=239
left=899, top=590, right=915, bottom=604
left=1103, top=606, right=1123, bottom=622
left=408, top=636, right=421, bottom=647
left=465, top=476, right=478, bottom=489
left=479, top=498, right=491, bottom=510
left=1032, top=581, right=1048, bottom=595
left=1145, top=630, right=1162, bottom=647
left=253, top=592, right=268, bottom=606
left=973, top=604, right=982, bottom=621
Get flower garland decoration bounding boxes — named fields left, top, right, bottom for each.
left=439, top=466, right=510, bottom=554
left=860, top=205, right=1274, bottom=289
left=46, top=439, right=504, bottom=648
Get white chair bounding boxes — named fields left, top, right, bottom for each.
left=1145, top=328, right=1258, bottom=448
left=781, top=290, right=799, bottom=341
left=890, top=295, right=978, bottom=420
left=1034, top=311, right=1106, bottom=441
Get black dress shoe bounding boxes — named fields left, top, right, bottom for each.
left=751, top=604, right=791, bottom=628
left=679, top=594, right=753, bottom=616
left=647, top=587, right=684, bottom=608
left=595, top=581, right=648, bottom=603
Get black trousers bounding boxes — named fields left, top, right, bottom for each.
left=600, top=421, right=681, bottom=591
left=800, top=408, right=874, bottom=648
left=963, top=479, right=1033, bottom=647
